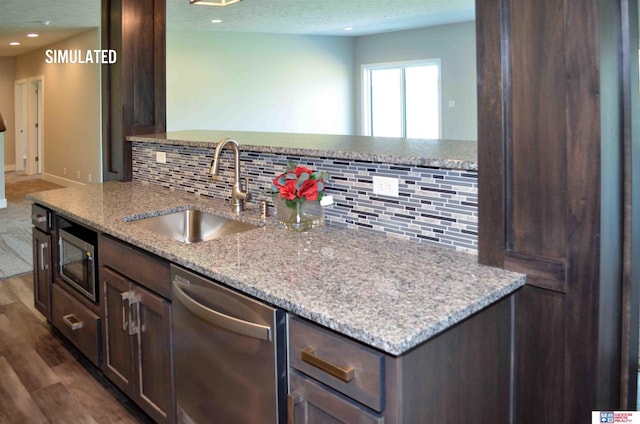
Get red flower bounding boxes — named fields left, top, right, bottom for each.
left=297, top=179, right=319, bottom=201
left=279, top=179, right=298, bottom=200
left=292, top=165, right=313, bottom=177
left=273, top=173, right=287, bottom=189
left=273, top=163, right=328, bottom=203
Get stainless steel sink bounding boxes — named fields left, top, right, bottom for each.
left=128, top=208, right=258, bottom=244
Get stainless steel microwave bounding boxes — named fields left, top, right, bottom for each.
left=58, top=228, right=97, bottom=302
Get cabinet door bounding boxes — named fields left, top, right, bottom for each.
left=32, top=228, right=52, bottom=321
left=101, top=267, right=135, bottom=396
left=132, top=284, right=174, bottom=424
left=289, top=370, right=383, bottom=424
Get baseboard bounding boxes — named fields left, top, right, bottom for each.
left=0, top=198, right=6, bottom=208
left=5, top=165, right=16, bottom=172
left=42, top=173, right=86, bottom=188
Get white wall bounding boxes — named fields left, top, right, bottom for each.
left=0, top=133, right=5, bottom=208
left=355, top=21, right=478, bottom=141
left=167, top=22, right=478, bottom=142
left=167, top=31, right=355, bottom=136
left=0, top=57, right=16, bottom=169
left=14, top=29, right=102, bottom=185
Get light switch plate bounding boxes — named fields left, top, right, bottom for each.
left=372, top=175, right=399, bottom=197
left=156, top=151, right=167, bottom=164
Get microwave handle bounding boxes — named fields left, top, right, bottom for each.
left=57, top=237, right=63, bottom=274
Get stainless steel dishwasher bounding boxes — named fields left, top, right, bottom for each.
left=171, top=265, right=287, bottom=424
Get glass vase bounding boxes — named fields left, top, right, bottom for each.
left=274, top=196, right=324, bottom=231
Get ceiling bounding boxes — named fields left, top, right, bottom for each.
left=0, top=0, right=474, bottom=57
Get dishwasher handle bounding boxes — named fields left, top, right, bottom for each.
left=173, top=279, right=272, bottom=342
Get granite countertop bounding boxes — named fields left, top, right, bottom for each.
left=28, top=182, right=523, bottom=355
left=127, top=130, right=479, bottom=171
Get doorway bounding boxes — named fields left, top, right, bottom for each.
left=13, top=80, right=26, bottom=171
left=14, top=76, right=44, bottom=175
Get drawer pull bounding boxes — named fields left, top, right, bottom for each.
left=301, top=347, right=354, bottom=383
left=62, top=314, right=84, bottom=331
left=31, top=213, right=47, bottom=223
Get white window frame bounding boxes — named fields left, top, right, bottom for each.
left=362, top=58, right=442, bottom=139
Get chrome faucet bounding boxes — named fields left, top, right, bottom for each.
left=209, top=138, right=251, bottom=215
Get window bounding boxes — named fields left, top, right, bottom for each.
left=363, top=59, right=441, bottom=139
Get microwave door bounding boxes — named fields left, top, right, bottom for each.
left=58, top=230, right=96, bottom=302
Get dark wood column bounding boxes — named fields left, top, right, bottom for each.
left=101, top=0, right=166, bottom=182
left=477, top=0, right=639, bottom=421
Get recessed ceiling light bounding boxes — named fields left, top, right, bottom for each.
left=190, top=0, right=241, bottom=6
left=211, top=19, right=223, bottom=23
left=10, top=42, right=20, bottom=46
left=344, top=27, right=353, bottom=31
left=27, top=33, right=39, bottom=38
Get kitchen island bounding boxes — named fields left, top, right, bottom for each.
left=29, top=132, right=525, bottom=422
left=28, top=181, right=523, bottom=356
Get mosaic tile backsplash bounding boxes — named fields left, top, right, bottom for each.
left=132, top=142, right=478, bottom=253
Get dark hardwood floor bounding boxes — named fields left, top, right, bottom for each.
left=0, top=273, right=152, bottom=424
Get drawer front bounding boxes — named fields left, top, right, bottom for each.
left=289, top=316, right=385, bottom=412
left=31, top=204, right=51, bottom=232
left=52, top=284, right=101, bottom=366
left=99, top=234, right=171, bottom=299
left=289, top=370, right=384, bottom=424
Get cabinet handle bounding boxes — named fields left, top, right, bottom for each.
left=121, top=291, right=130, bottom=332
left=62, top=314, right=83, bottom=331
left=128, top=295, right=139, bottom=336
left=39, top=242, right=48, bottom=271
left=300, top=347, right=355, bottom=383
left=287, top=393, right=302, bottom=424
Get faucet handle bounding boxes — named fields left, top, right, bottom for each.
left=259, top=200, right=268, bottom=222
left=241, top=177, right=252, bottom=202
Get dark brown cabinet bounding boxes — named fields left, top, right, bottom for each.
left=288, top=296, right=513, bottom=424
left=102, top=267, right=133, bottom=390
left=32, top=227, right=52, bottom=321
left=51, top=283, right=101, bottom=366
left=289, top=370, right=383, bottom=424
left=288, top=316, right=385, bottom=424
left=102, top=0, right=166, bottom=182
left=31, top=204, right=53, bottom=321
left=476, top=0, right=639, bottom=418
left=99, top=235, right=174, bottom=424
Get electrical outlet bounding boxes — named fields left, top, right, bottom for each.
left=63, top=167, right=67, bottom=175
left=372, top=175, right=399, bottom=197
left=156, top=151, right=167, bottom=164
left=88, top=174, right=92, bottom=183
left=77, top=170, right=81, bottom=179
